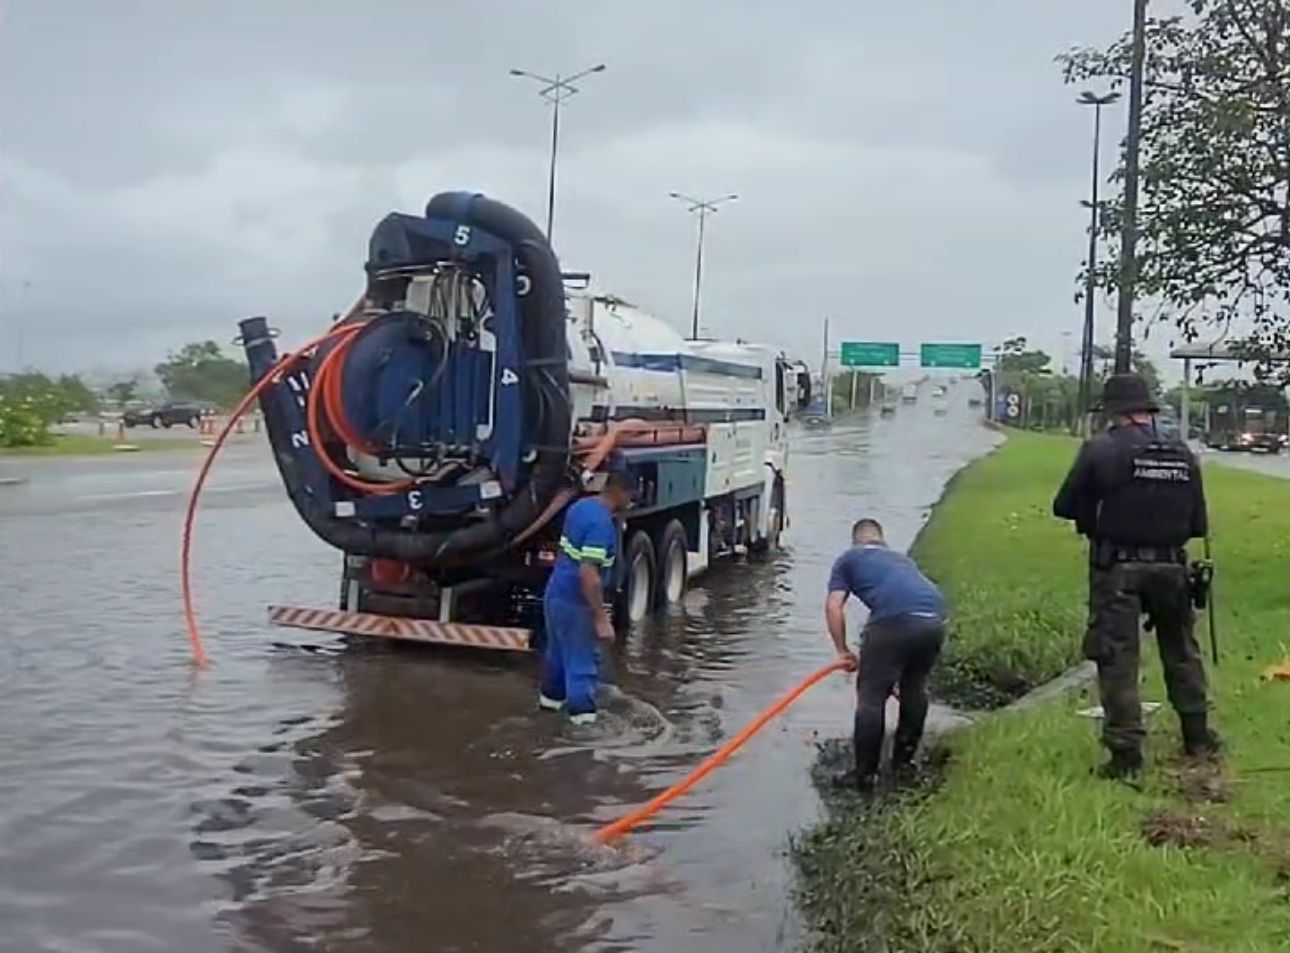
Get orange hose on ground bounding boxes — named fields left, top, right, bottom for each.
left=593, top=658, right=851, bottom=844
left=180, top=325, right=356, bottom=668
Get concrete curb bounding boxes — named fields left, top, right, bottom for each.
left=998, top=660, right=1097, bottom=715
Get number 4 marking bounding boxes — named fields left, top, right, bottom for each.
left=500, top=368, right=519, bottom=386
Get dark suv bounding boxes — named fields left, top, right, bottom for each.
left=122, top=401, right=210, bottom=429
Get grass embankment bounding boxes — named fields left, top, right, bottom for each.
left=795, top=431, right=1290, bottom=953
left=912, top=433, right=1088, bottom=709
left=0, top=434, right=197, bottom=457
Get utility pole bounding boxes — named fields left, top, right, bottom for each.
left=510, top=63, right=607, bottom=243
left=1114, top=0, right=1149, bottom=374
left=1078, top=90, right=1120, bottom=431
left=668, top=192, right=738, bottom=339
left=822, top=316, right=832, bottom=417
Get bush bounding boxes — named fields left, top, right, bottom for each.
left=0, top=379, right=63, bottom=448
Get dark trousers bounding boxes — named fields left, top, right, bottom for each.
left=854, top=618, right=945, bottom=780
left=1085, top=561, right=1209, bottom=753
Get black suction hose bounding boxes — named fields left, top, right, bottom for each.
left=254, top=192, right=571, bottom=567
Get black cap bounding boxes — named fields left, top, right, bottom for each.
left=1095, top=373, right=1159, bottom=415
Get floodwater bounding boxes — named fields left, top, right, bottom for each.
left=0, top=379, right=1000, bottom=953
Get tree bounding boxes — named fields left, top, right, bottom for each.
left=155, top=341, right=248, bottom=408
left=1059, top=2, right=1290, bottom=378
left=993, top=336, right=1081, bottom=432
left=106, top=378, right=140, bottom=406
left=1086, top=344, right=1161, bottom=396
left=996, top=336, right=1054, bottom=375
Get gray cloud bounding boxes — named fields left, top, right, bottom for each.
left=1, top=0, right=1152, bottom=376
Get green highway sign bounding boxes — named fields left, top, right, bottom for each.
left=839, top=341, right=900, bottom=368
left=920, top=342, right=982, bottom=369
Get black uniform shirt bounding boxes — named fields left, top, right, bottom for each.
left=1053, top=424, right=1208, bottom=545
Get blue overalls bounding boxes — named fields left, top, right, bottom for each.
left=540, top=497, right=616, bottom=719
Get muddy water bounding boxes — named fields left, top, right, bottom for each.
left=0, top=381, right=1000, bottom=953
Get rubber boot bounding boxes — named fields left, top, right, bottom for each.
left=891, top=736, right=919, bottom=785
left=1181, top=713, right=1223, bottom=758
left=830, top=769, right=876, bottom=794
left=1096, top=748, right=1143, bottom=780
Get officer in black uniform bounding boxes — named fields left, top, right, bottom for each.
left=1052, top=373, right=1221, bottom=778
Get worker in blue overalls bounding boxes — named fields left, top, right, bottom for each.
left=539, top=470, right=634, bottom=724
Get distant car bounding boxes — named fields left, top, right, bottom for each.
left=122, top=401, right=211, bottom=429
left=1203, top=429, right=1282, bottom=453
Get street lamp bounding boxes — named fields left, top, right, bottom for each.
left=668, top=191, right=738, bottom=339
left=1114, top=0, right=1149, bottom=374
left=1077, top=90, right=1120, bottom=430
left=509, top=63, right=607, bottom=243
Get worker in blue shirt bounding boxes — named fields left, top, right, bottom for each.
left=825, top=517, right=946, bottom=791
left=539, top=470, right=634, bottom=724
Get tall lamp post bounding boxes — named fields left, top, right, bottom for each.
left=668, top=191, right=738, bottom=339
left=1114, top=0, right=1149, bottom=374
left=509, top=63, right=607, bottom=243
left=1077, top=90, right=1120, bottom=430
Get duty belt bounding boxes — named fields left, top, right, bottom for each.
left=1107, top=544, right=1186, bottom=565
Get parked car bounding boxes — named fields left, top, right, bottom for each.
left=122, top=401, right=211, bottom=429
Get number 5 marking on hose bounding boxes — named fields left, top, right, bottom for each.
left=454, top=225, right=471, bottom=247
left=500, top=368, right=519, bottom=386
left=408, top=489, right=424, bottom=511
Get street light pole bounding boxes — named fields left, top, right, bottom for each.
left=1077, top=90, right=1120, bottom=431
left=1114, top=0, right=1149, bottom=374
left=668, top=191, right=738, bottom=338
left=510, top=63, right=607, bottom=243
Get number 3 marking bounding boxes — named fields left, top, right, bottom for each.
left=408, top=490, right=424, bottom=511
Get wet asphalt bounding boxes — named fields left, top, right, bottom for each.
left=0, top=380, right=1000, bottom=953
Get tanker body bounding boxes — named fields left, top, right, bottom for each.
left=245, top=193, right=810, bottom=651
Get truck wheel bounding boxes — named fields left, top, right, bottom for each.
left=654, top=520, right=688, bottom=608
left=150, top=415, right=162, bottom=429
left=751, top=479, right=785, bottom=556
left=614, top=529, right=656, bottom=630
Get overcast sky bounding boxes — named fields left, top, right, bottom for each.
left=0, top=0, right=1181, bottom=380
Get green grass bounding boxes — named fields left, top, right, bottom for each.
left=912, top=432, right=1088, bottom=709
left=795, top=432, right=1290, bottom=953
left=0, top=434, right=199, bottom=457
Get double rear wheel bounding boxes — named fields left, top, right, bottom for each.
left=613, top=520, right=689, bottom=631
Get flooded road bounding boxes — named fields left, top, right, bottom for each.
left=0, top=380, right=1000, bottom=953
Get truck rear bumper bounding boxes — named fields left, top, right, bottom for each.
left=268, top=605, right=532, bottom=652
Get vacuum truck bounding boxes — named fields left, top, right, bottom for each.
left=243, top=192, right=811, bottom=652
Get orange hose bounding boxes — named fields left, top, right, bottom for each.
left=593, top=659, right=850, bottom=844
left=509, top=419, right=671, bottom=550
left=305, top=327, right=415, bottom=495
left=180, top=325, right=355, bottom=668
